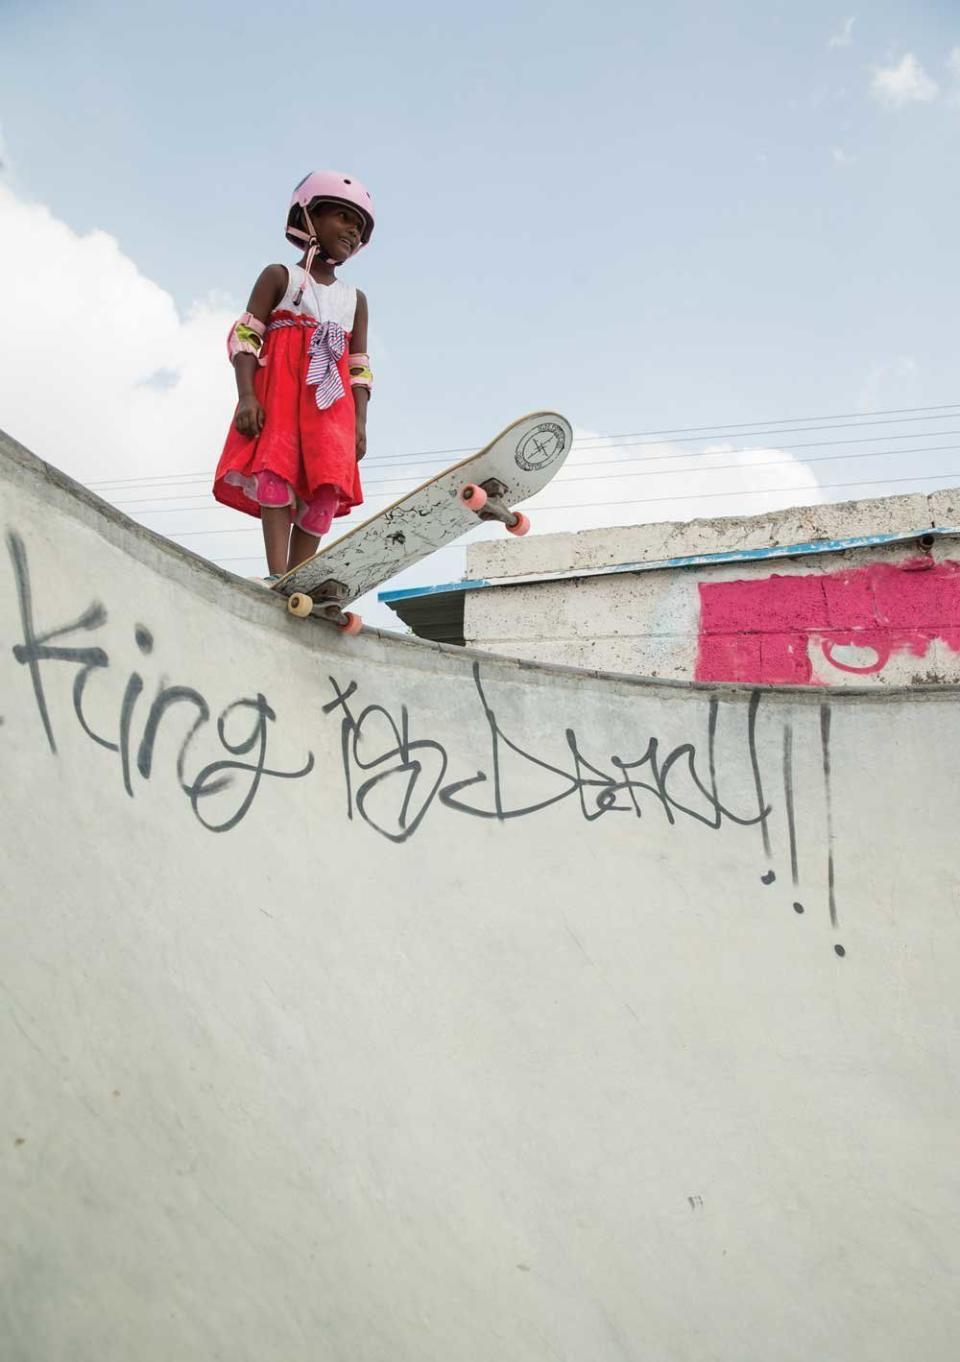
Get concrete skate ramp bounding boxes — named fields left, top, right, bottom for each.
left=2, top=428, right=959, bottom=1362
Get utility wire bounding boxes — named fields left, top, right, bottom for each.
left=107, top=436, right=960, bottom=512
left=79, top=401, right=960, bottom=491
left=163, top=470, right=960, bottom=539
left=555, top=402, right=960, bottom=440
left=537, top=471, right=960, bottom=513
left=336, top=407, right=960, bottom=468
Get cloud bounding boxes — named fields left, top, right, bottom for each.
left=0, top=179, right=236, bottom=487
left=523, top=428, right=827, bottom=534
left=870, top=54, right=939, bottom=106
left=0, top=174, right=830, bottom=630
left=831, top=146, right=854, bottom=166
left=828, top=17, right=855, bottom=50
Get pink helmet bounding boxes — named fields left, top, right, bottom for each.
left=286, top=170, right=375, bottom=250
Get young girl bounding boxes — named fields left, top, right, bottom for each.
left=213, top=170, right=375, bottom=580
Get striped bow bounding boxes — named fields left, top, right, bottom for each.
left=305, top=320, right=347, bottom=410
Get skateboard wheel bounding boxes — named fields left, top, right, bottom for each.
left=337, top=611, right=363, bottom=636
left=459, top=482, right=488, bottom=511
left=287, top=593, right=314, bottom=617
left=507, top=511, right=531, bottom=537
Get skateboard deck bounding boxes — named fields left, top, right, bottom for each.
left=272, top=411, right=572, bottom=630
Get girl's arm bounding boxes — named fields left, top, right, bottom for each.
left=233, top=265, right=287, bottom=437
left=351, top=290, right=370, bottom=461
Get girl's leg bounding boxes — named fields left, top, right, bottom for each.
left=261, top=506, right=292, bottom=576
left=288, top=525, right=320, bottom=572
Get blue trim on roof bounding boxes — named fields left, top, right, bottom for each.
left=378, top=525, right=960, bottom=604
left=379, top=578, right=490, bottom=603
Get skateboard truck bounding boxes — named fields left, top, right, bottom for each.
left=458, top=479, right=530, bottom=537
left=284, top=579, right=363, bottom=635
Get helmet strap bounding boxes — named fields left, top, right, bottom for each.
left=289, top=203, right=352, bottom=304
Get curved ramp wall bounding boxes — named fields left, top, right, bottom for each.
left=2, top=430, right=959, bottom=1361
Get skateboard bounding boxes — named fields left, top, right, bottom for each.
left=271, top=411, right=572, bottom=632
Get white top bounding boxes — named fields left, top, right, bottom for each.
left=275, top=264, right=357, bottom=330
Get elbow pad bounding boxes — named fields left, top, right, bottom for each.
left=227, top=313, right=266, bottom=364
left=348, top=352, right=373, bottom=392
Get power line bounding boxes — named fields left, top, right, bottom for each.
left=107, top=436, right=960, bottom=512
left=539, top=471, right=960, bottom=512
left=343, top=407, right=960, bottom=468
left=162, top=470, right=960, bottom=539
left=78, top=401, right=960, bottom=491
left=560, top=402, right=960, bottom=441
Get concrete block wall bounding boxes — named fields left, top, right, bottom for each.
left=464, top=490, right=960, bottom=686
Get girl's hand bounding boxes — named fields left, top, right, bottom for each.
left=355, top=422, right=367, bottom=461
left=235, top=395, right=265, bottom=438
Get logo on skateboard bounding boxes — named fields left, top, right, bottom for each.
left=514, top=422, right=567, bottom=473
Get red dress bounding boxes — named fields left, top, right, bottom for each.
left=213, top=267, right=362, bottom=536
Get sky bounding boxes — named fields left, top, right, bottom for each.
left=1, top=0, right=959, bottom=626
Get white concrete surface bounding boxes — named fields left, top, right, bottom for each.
left=3, top=428, right=960, bottom=1361
left=466, top=488, right=956, bottom=581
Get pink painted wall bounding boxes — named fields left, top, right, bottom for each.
left=696, top=558, right=960, bottom=685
